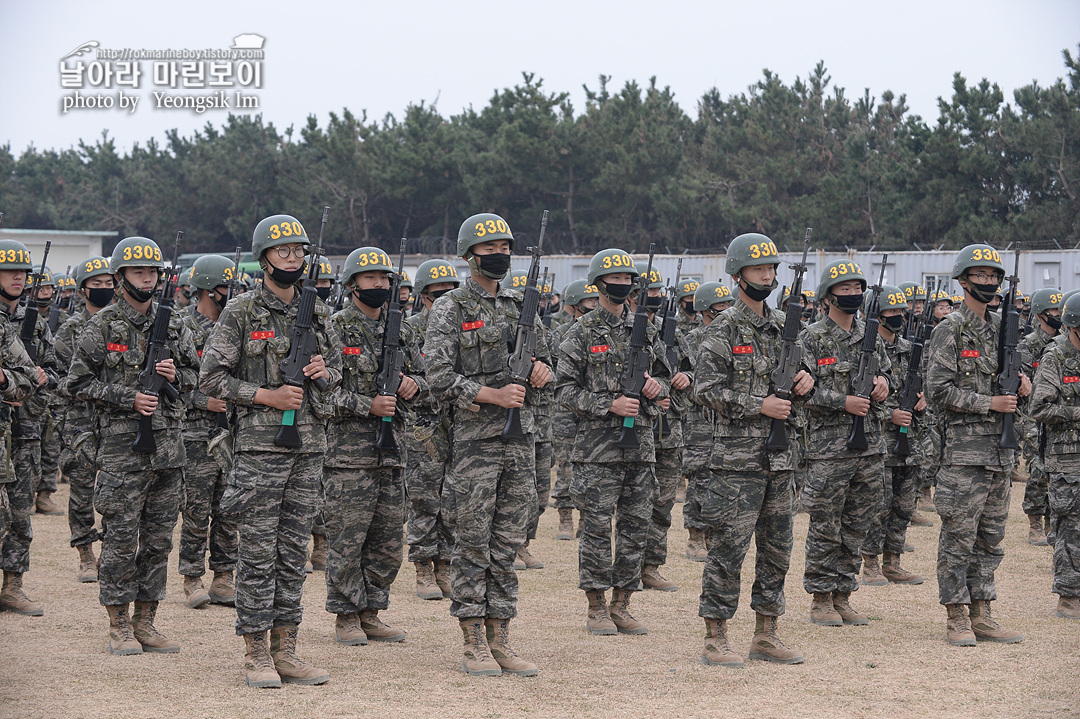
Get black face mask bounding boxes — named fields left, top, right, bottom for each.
left=602, top=282, right=633, bottom=304
left=740, top=278, right=777, bottom=303
left=644, top=296, right=664, bottom=312
left=833, top=293, right=864, bottom=314
left=473, top=252, right=512, bottom=281
left=353, top=287, right=391, bottom=309
left=427, top=288, right=452, bottom=303
left=265, top=259, right=305, bottom=288
left=1043, top=313, right=1063, bottom=331
left=580, top=305, right=594, bottom=314
left=123, top=278, right=155, bottom=303
left=34, top=296, right=52, bottom=309
left=883, top=314, right=905, bottom=332
left=681, top=300, right=695, bottom=315
left=987, top=303, right=1001, bottom=313
left=210, top=290, right=230, bottom=311
left=86, top=287, right=115, bottom=308
left=548, top=301, right=560, bottom=314
left=0, top=287, right=21, bottom=302
left=967, top=281, right=999, bottom=304
left=180, top=288, right=192, bottom=301
left=315, top=286, right=332, bottom=301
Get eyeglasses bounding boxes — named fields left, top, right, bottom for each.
left=273, top=245, right=308, bottom=259
left=966, top=272, right=1001, bottom=283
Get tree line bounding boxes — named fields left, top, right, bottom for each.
left=2, top=49, right=1078, bottom=257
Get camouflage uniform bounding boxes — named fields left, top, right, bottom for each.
left=694, top=298, right=807, bottom=619
left=199, top=282, right=342, bottom=635
left=1019, top=326, right=1056, bottom=519
left=423, top=277, right=549, bottom=619
left=0, top=327, right=41, bottom=547
left=681, top=323, right=716, bottom=532
left=526, top=324, right=556, bottom=542
left=65, top=295, right=199, bottom=606
left=549, top=317, right=579, bottom=511
left=555, top=304, right=669, bottom=591
left=800, top=316, right=891, bottom=595
left=925, top=303, right=1015, bottom=606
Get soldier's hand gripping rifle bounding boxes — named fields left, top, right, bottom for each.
left=132, top=233, right=183, bottom=453
left=654, top=257, right=682, bottom=441
left=847, top=254, right=888, bottom=451
left=47, top=264, right=71, bottom=334
left=893, top=279, right=938, bottom=456
left=374, top=238, right=408, bottom=453
left=209, top=247, right=244, bottom=439
left=274, top=207, right=331, bottom=449
left=502, top=210, right=548, bottom=440
left=617, top=244, right=656, bottom=450
left=996, top=242, right=1023, bottom=449
left=20, top=241, right=51, bottom=365
left=765, top=229, right=811, bottom=450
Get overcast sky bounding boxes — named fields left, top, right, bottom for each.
left=1, top=0, right=1077, bottom=155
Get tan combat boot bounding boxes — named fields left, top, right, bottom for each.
left=686, top=528, right=708, bottom=562
left=131, top=600, right=180, bottom=653
left=609, top=588, right=647, bottom=635
left=485, top=618, right=539, bottom=676
left=749, top=613, right=804, bottom=664
left=832, top=591, right=868, bottom=626
left=309, top=533, right=328, bottom=571
left=0, top=571, right=43, bottom=616
left=945, top=604, right=976, bottom=646
left=701, top=618, right=744, bottom=667
left=183, top=575, right=211, bottom=609
left=269, top=625, right=330, bottom=684
left=642, top=564, right=678, bottom=592
left=433, top=559, right=452, bottom=598
left=861, top=555, right=888, bottom=586
left=810, top=592, right=842, bottom=626
left=459, top=617, right=502, bottom=676
left=1028, top=515, right=1049, bottom=546
left=76, top=543, right=98, bottom=583
left=585, top=589, right=617, bottom=635
left=882, top=551, right=924, bottom=585
left=334, top=613, right=368, bottom=646
left=968, top=600, right=1022, bottom=643
left=556, top=507, right=574, bottom=540
left=909, top=509, right=933, bottom=527
left=209, top=571, right=236, bottom=606
left=918, top=487, right=936, bottom=512
left=516, top=541, right=544, bottom=570
left=105, top=604, right=143, bottom=655
left=243, top=631, right=281, bottom=688
left=1056, top=596, right=1080, bottom=619
left=414, top=561, right=443, bottom=600
left=35, top=489, right=64, bottom=515
left=360, top=609, right=406, bottom=642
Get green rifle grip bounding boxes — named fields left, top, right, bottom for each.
left=382, top=416, right=392, bottom=423
left=623, top=416, right=635, bottom=428
left=899, top=426, right=909, bottom=434
left=281, top=409, right=295, bottom=427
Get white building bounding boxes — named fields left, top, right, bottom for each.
left=0, top=228, right=118, bottom=276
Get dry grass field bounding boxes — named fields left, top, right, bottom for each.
left=1, top=483, right=1077, bottom=719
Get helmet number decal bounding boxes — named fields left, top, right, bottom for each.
left=601, top=253, right=634, bottom=270
left=1050, top=293, right=1063, bottom=305
left=121, top=244, right=163, bottom=262
left=748, top=241, right=778, bottom=259
left=970, top=248, right=1002, bottom=263
left=511, top=274, right=528, bottom=288
left=584, top=284, right=598, bottom=294
left=428, top=264, right=458, bottom=280
left=828, top=262, right=861, bottom=279
left=83, top=258, right=108, bottom=272
left=474, top=218, right=509, bottom=238
left=356, top=250, right=390, bottom=268
left=886, top=291, right=905, bottom=306
left=3, top=249, right=30, bottom=264
left=269, top=221, right=305, bottom=241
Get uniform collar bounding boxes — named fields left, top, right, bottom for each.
left=117, top=294, right=156, bottom=328
left=733, top=296, right=776, bottom=328
left=258, top=281, right=300, bottom=313
left=596, top=303, right=632, bottom=328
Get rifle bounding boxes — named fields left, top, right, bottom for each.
left=765, top=228, right=811, bottom=450
left=374, top=238, right=408, bottom=453
left=541, top=269, right=556, bottom=328
left=273, top=207, right=331, bottom=448
left=132, top=233, right=183, bottom=453
left=996, top=243, right=1023, bottom=449
left=502, top=210, right=548, bottom=440
left=20, top=241, right=51, bottom=365
left=847, top=254, right=888, bottom=451
left=47, top=264, right=71, bottom=334
left=893, top=279, right=939, bottom=456
left=332, top=263, right=345, bottom=312
left=209, top=247, right=244, bottom=439
left=654, top=257, right=682, bottom=441
left=617, top=244, right=656, bottom=449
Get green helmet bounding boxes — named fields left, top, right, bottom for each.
left=1029, top=288, right=1064, bottom=316
left=0, top=240, right=33, bottom=271
left=676, top=278, right=700, bottom=301
left=75, top=256, right=112, bottom=287
left=645, top=268, right=664, bottom=289
left=587, top=249, right=640, bottom=286
left=458, top=213, right=514, bottom=257
left=111, top=236, right=165, bottom=272
left=506, top=270, right=530, bottom=292
left=1062, top=289, right=1080, bottom=306
left=563, top=279, right=599, bottom=308
left=817, top=259, right=867, bottom=299
left=694, top=282, right=733, bottom=312
left=400, top=271, right=413, bottom=290
left=930, top=289, right=955, bottom=305
left=51, top=272, right=72, bottom=291
left=304, top=256, right=335, bottom=281
left=252, top=214, right=310, bottom=261
left=342, top=247, right=394, bottom=285
left=29, top=267, right=56, bottom=288
left=190, top=254, right=235, bottom=291
left=898, top=281, right=927, bottom=303
left=724, top=233, right=781, bottom=276
left=867, top=284, right=909, bottom=313
left=1061, top=292, right=1080, bottom=329
left=951, top=293, right=964, bottom=304
left=951, top=244, right=1005, bottom=280
left=415, top=259, right=462, bottom=294
left=778, top=285, right=811, bottom=309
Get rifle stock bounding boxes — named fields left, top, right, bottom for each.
left=766, top=228, right=811, bottom=450
left=617, top=245, right=655, bottom=450
left=502, top=211, right=548, bottom=440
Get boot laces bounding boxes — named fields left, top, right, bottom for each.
left=466, top=621, right=493, bottom=660
left=494, top=621, right=520, bottom=657
left=249, top=634, right=275, bottom=670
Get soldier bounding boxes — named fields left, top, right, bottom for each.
left=405, top=259, right=460, bottom=600
left=915, top=289, right=957, bottom=514
left=859, top=285, right=925, bottom=587
left=177, top=254, right=240, bottom=609
left=200, top=214, right=341, bottom=687
left=1028, top=292, right=1080, bottom=619
left=29, top=269, right=64, bottom=515
left=693, top=233, right=813, bottom=666
left=175, top=268, right=193, bottom=308
left=399, top=270, right=413, bottom=307
left=307, top=257, right=337, bottom=574
left=0, top=325, right=39, bottom=547
left=1019, top=288, right=1064, bottom=546
left=555, top=248, right=670, bottom=637
left=0, top=241, right=58, bottom=618
left=926, top=244, right=1030, bottom=646
left=675, top=278, right=701, bottom=328
left=423, top=213, right=551, bottom=677
left=55, top=256, right=114, bottom=582
left=66, top=236, right=199, bottom=655
left=799, top=259, right=891, bottom=628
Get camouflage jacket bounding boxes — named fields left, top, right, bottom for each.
left=695, top=298, right=809, bottom=472
left=1028, top=337, right=1080, bottom=474
left=423, top=277, right=551, bottom=443
left=2, top=301, right=59, bottom=440
left=65, top=296, right=199, bottom=472
left=652, top=311, right=693, bottom=449
left=799, top=315, right=892, bottom=459
left=926, top=302, right=1013, bottom=469
left=682, top=322, right=717, bottom=440
left=880, top=331, right=914, bottom=467
left=0, top=324, right=38, bottom=482
left=550, top=314, right=581, bottom=440
left=198, top=283, right=342, bottom=455
left=180, top=303, right=225, bottom=440
left=54, top=308, right=97, bottom=435
left=1020, top=325, right=1057, bottom=376
left=325, top=303, right=426, bottom=469
left=555, top=303, right=670, bottom=464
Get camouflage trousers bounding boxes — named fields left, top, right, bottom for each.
left=526, top=437, right=553, bottom=541
left=37, top=430, right=60, bottom=494
left=1, top=439, right=40, bottom=574
left=1049, top=472, right=1080, bottom=597
left=645, top=445, right=682, bottom=566
left=802, top=454, right=885, bottom=595
left=936, top=465, right=1010, bottom=606
left=311, top=511, right=326, bottom=538
left=550, top=440, right=574, bottom=509
left=446, top=436, right=534, bottom=620
left=862, top=463, right=918, bottom=557
left=233, top=451, right=322, bottom=636
left=404, top=430, right=454, bottom=563
left=94, top=466, right=182, bottom=606
left=699, top=469, right=794, bottom=620
left=681, top=431, right=712, bottom=530
left=572, top=461, right=655, bottom=591
left=60, top=435, right=99, bottom=547
left=323, top=466, right=404, bottom=615
left=178, top=438, right=237, bottom=577
left=1023, top=458, right=1048, bottom=517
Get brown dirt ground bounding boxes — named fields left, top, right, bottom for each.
left=1, top=482, right=1077, bottom=719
